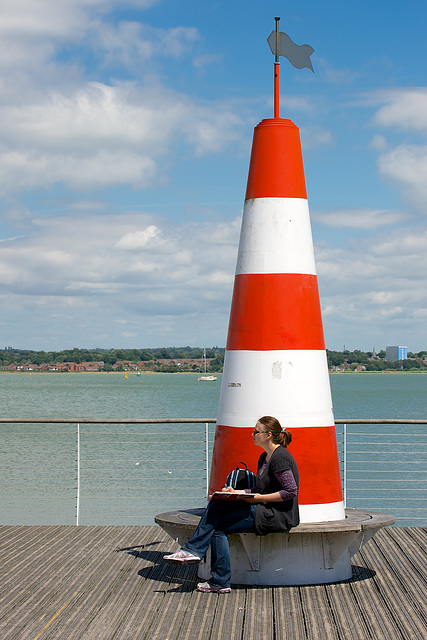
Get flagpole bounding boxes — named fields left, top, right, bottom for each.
left=274, top=17, right=280, bottom=118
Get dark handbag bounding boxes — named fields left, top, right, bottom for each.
left=225, top=462, right=256, bottom=490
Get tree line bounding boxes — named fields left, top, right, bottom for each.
left=1, top=347, right=426, bottom=372
left=327, top=349, right=427, bottom=371
left=0, top=346, right=225, bottom=372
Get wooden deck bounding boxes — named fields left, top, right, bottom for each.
left=0, top=525, right=425, bottom=640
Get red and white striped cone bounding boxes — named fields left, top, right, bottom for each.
left=209, top=117, right=345, bottom=523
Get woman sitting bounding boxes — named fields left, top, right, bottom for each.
left=163, top=415, right=299, bottom=593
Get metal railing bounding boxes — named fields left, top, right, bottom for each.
left=0, top=419, right=425, bottom=527
left=336, top=419, right=427, bottom=526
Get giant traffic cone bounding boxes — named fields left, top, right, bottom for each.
left=209, top=116, right=344, bottom=523
left=209, top=44, right=344, bottom=522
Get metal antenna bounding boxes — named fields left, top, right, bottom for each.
left=274, top=17, right=280, bottom=118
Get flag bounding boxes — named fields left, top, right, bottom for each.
left=267, top=31, right=314, bottom=72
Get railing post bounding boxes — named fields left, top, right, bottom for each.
left=76, top=422, right=80, bottom=526
left=205, top=423, right=209, bottom=498
left=343, top=423, right=347, bottom=508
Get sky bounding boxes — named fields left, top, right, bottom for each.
left=0, top=0, right=426, bottom=353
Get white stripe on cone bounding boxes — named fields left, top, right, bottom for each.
left=218, top=349, right=333, bottom=428
left=299, top=502, right=345, bottom=523
left=236, top=197, right=316, bottom=275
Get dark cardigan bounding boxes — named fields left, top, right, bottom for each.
left=254, top=447, right=300, bottom=535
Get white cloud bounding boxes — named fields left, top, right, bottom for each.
left=316, top=227, right=427, bottom=350
left=0, top=1, right=315, bottom=199
left=0, top=1, right=236, bottom=196
left=0, top=1, right=197, bottom=103
left=315, top=58, right=360, bottom=85
left=369, top=134, right=388, bottom=151
left=368, top=88, right=427, bottom=215
left=0, top=1, right=248, bottom=348
left=300, top=125, right=333, bottom=149
left=313, top=207, right=407, bottom=229
left=193, top=53, right=222, bottom=70
left=377, top=144, right=427, bottom=214
left=0, top=209, right=239, bottom=347
left=0, top=82, right=248, bottom=194
left=1, top=205, right=425, bottom=351
left=373, top=88, right=427, bottom=133
left=115, top=225, right=162, bottom=250
left=96, top=22, right=200, bottom=68
left=0, top=1, right=158, bottom=39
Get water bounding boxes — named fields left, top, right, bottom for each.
left=330, top=373, right=427, bottom=420
left=0, top=371, right=221, bottom=420
left=331, top=374, right=427, bottom=525
left=0, top=372, right=426, bottom=526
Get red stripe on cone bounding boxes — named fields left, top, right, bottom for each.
left=209, top=425, right=258, bottom=494
left=245, top=118, right=307, bottom=200
left=209, top=424, right=343, bottom=506
left=290, top=425, right=343, bottom=505
left=226, top=273, right=325, bottom=351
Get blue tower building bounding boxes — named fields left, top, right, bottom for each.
left=386, top=345, right=408, bottom=362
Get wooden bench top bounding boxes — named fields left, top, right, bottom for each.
left=155, top=507, right=396, bottom=535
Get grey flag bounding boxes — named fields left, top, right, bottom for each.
left=267, top=31, right=314, bottom=72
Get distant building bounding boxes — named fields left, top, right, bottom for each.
left=386, top=346, right=408, bottom=362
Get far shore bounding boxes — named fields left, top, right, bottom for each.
left=0, top=370, right=425, bottom=375
left=0, top=370, right=201, bottom=375
left=329, top=370, right=426, bottom=374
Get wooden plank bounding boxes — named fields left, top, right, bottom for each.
left=71, top=533, right=165, bottom=639
left=179, top=588, right=246, bottom=640
left=385, top=527, right=427, bottom=583
left=351, top=531, right=426, bottom=639
left=69, top=528, right=177, bottom=640
left=397, top=526, right=426, bottom=546
left=8, top=527, right=145, bottom=640
left=0, top=526, right=109, bottom=638
left=0, top=526, right=162, bottom=640
left=138, top=590, right=194, bottom=640
left=77, top=529, right=208, bottom=640
left=215, top=586, right=252, bottom=640
left=170, top=589, right=219, bottom=640
left=378, top=528, right=427, bottom=608
left=360, top=534, right=427, bottom=638
left=298, top=585, right=340, bottom=640
left=273, top=587, right=307, bottom=639
left=0, top=525, right=65, bottom=584
left=0, top=525, right=45, bottom=552
left=348, top=561, right=400, bottom=639
left=385, top=526, right=426, bottom=558
left=324, top=579, right=372, bottom=640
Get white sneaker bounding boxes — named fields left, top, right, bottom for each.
left=197, top=581, right=231, bottom=594
left=163, top=549, right=201, bottom=565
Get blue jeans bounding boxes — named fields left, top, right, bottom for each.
left=182, top=500, right=257, bottom=587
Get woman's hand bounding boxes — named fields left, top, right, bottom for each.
left=221, top=487, right=248, bottom=495
left=238, top=493, right=262, bottom=503
left=247, top=491, right=283, bottom=503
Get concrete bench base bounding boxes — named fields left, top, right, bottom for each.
left=155, top=508, right=395, bottom=586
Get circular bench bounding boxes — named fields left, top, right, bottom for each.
left=155, top=508, right=395, bottom=585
